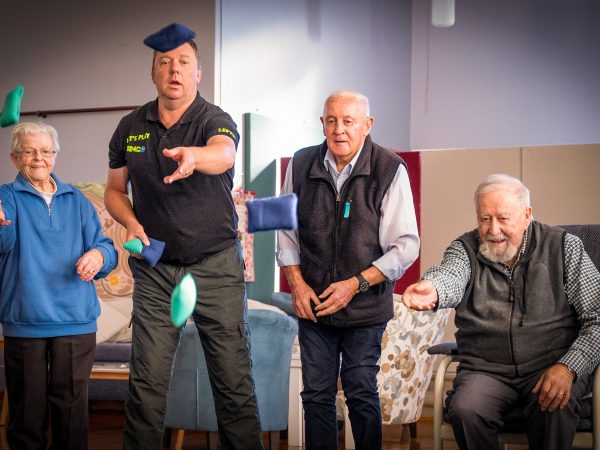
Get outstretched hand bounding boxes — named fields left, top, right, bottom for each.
left=163, top=147, right=196, bottom=184
left=0, top=200, right=11, bottom=226
left=402, top=280, right=438, bottom=311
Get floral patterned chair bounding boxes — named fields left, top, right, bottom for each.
left=343, top=294, right=450, bottom=448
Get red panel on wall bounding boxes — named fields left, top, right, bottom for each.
left=395, top=151, right=421, bottom=294
left=279, top=157, right=292, bottom=294
left=278, top=151, right=421, bottom=295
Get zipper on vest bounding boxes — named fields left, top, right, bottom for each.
left=331, top=191, right=341, bottom=283
left=507, top=278, right=517, bottom=369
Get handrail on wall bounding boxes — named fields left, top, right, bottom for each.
left=21, top=106, right=140, bottom=118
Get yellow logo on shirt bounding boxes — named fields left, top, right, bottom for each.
left=127, top=133, right=150, bottom=143
left=126, top=133, right=151, bottom=153
left=217, top=128, right=236, bottom=140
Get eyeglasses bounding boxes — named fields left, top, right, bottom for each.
left=18, top=147, right=57, bottom=158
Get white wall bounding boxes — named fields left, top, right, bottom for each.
left=410, top=0, right=600, bottom=149
left=2, top=0, right=598, bottom=184
left=218, top=0, right=413, bottom=186
left=0, top=0, right=215, bottom=184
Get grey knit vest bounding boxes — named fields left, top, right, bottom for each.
left=456, top=221, right=578, bottom=378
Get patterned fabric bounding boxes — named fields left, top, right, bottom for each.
left=424, top=229, right=600, bottom=377
left=378, top=295, right=450, bottom=424
left=75, top=183, right=134, bottom=302
left=232, top=189, right=255, bottom=282
left=559, top=224, right=600, bottom=271
left=75, top=184, right=256, bottom=342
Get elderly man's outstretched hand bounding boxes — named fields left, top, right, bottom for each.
left=402, top=280, right=438, bottom=311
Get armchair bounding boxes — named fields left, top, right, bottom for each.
left=428, top=223, right=600, bottom=450
left=164, top=308, right=298, bottom=450
left=343, top=295, right=450, bottom=448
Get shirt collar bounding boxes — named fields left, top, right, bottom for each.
left=146, top=92, right=202, bottom=125
left=14, top=173, right=72, bottom=195
left=323, top=145, right=363, bottom=176
left=517, top=228, right=528, bottom=259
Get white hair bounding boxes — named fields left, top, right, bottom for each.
left=323, top=90, right=371, bottom=117
left=474, top=174, right=531, bottom=207
left=11, top=122, right=60, bottom=155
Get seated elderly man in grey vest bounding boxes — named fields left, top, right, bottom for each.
left=403, top=173, right=600, bottom=450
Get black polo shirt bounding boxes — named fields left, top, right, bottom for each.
left=109, top=93, right=240, bottom=264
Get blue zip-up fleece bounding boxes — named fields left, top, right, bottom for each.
left=0, top=173, right=118, bottom=338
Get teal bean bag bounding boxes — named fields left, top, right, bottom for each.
left=0, top=85, right=24, bottom=128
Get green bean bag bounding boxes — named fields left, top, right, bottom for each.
left=0, top=85, right=24, bottom=128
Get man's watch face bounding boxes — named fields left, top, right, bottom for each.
left=359, top=281, right=369, bottom=292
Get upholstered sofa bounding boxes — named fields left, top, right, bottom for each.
left=75, top=183, right=134, bottom=402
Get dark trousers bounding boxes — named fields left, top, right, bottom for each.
left=299, top=318, right=386, bottom=450
left=447, top=367, right=592, bottom=450
left=3, top=333, right=96, bottom=450
left=123, top=242, right=264, bottom=450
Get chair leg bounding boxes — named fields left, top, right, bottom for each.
left=207, top=431, right=219, bottom=450
left=408, top=421, right=417, bottom=439
left=171, top=429, right=185, bottom=450
left=269, top=430, right=280, bottom=450
left=1, top=388, right=9, bottom=450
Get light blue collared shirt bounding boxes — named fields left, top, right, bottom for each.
left=276, top=146, right=420, bottom=281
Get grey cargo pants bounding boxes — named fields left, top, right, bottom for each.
left=123, top=242, right=264, bottom=450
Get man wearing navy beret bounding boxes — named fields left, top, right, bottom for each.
left=105, top=23, right=264, bottom=450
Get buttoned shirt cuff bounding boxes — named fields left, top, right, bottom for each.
left=373, top=255, right=405, bottom=281
left=275, top=249, right=301, bottom=267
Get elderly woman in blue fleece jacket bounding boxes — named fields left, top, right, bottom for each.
left=0, top=122, right=117, bottom=450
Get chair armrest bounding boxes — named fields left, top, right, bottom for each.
left=593, top=364, right=600, bottom=450
left=433, top=354, right=456, bottom=445
left=264, top=292, right=296, bottom=317
left=428, top=342, right=458, bottom=356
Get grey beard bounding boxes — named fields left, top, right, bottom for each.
left=479, top=240, right=519, bottom=265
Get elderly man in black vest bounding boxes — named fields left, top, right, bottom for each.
left=403, top=174, right=600, bottom=450
left=277, top=90, right=420, bottom=450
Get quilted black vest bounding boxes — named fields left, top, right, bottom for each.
left=292, top=136, right=404, bottom=327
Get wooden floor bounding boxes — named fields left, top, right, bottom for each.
left=88, top=403, right=460, bottom=450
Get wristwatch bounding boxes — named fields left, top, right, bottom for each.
left=355, top=273, right=370, bottom=293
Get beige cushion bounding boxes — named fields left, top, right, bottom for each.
left=96, top=300, right=130, bottom=344
left=106, top=298, right=133, bottom=342
left=76, top=183, right=134, bottom=343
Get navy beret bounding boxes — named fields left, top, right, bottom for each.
left=143, top=23, right=196, bottom=52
